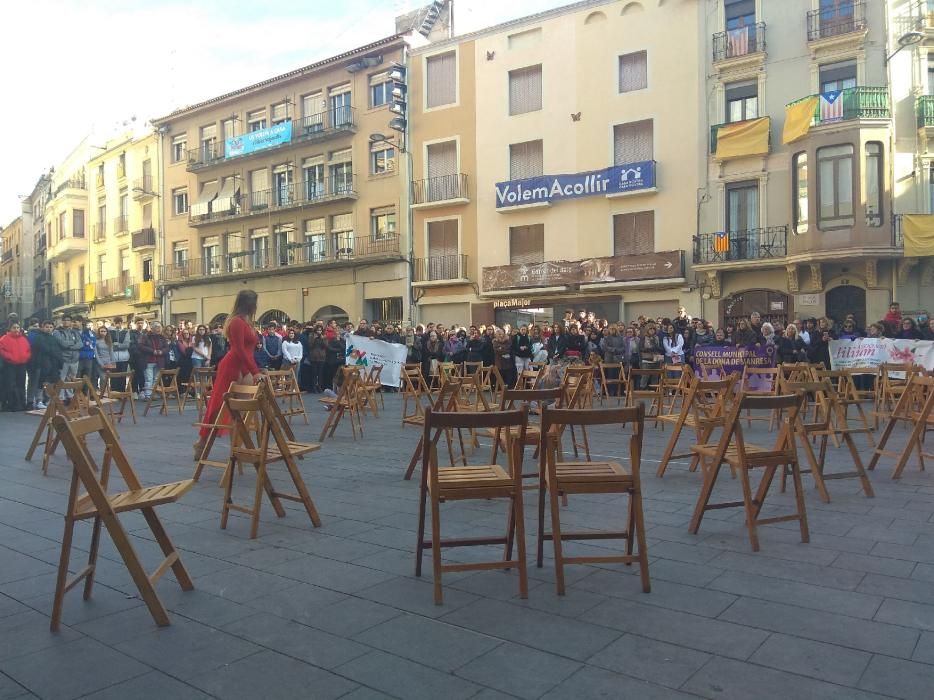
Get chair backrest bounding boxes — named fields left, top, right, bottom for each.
left=716, top=391, right=805, bottom=465
left=103, top=370, right=134, bottom=394
left=52, top=408, right=144, bottom=495
left=697, top=363, right=725, bottom=380
left=499, top=387, right=564, bottom=410
left=781, top=379, right=835, bottom=429
left=516, top=366, right=543, bottom=389
left=742, top=367, right=780, bottom=395
left=432, top=378, right=464, bottom=411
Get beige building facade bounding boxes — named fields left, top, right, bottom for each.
left=0, top=217, right=24, bottom=319
left=410, top=0, right=703, bottom=328
left=695, top=0, right=931, bottom=329
left=85, top=131, right=162, bottom=322
left=152, top=36, right=410, bottom=327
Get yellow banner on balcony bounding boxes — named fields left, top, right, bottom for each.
left=782, top=96, right=819, bottom=144
left=715, top=117, right=770, bottom=160
left=138, top=280, right=155, bottom=304
left=84, top=283, right=95, bottom=304
left=904, top=215, right=934, bottom=257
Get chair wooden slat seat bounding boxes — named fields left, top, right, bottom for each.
left=433, top=464, right=512, bottom=490
left=553, top=460, right=631, bottom=482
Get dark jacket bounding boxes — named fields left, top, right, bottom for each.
left=492, top=336, right=512, bottom=371
left=733, top=327, right=760, bottom=347
left=466, top=337, right=486, bottom=363
left=777, top=336, right=807, bottom=364
left=557, top=333, right=586, bottom=358
left=325, top=337, right=345, bottom=365
left=512, top=333, right=533, bottom=359
left=308, top=334, right=327, bottom=362
left=210, top=333, right=228, bottom=365
left=600, top=334, right=627, bottom=363
left=139, top=332, right=168, bottom=368
left=30, top=331, right=63, bottom=374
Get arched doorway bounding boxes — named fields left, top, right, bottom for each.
left=257, top=309, right=290, bottom=326
left=210, top=313, right=228, bottom=327
left=719, top=289, right=791, bottom=330
left=311, top=305, right=350, bottom=324
left=825, top=285, right=866, bottom=328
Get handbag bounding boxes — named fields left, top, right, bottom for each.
left=112, top=349, right=130, bottom=363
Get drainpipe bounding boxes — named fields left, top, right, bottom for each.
left=158, top=127, right=168, bottom=322
left=403, top=42, right=416, bottom=326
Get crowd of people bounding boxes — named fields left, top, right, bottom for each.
left=0, top=300, right=931, bottom=413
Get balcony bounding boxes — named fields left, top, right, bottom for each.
left=159, top=234, right=402, bottom=284
left=51, top=288, right=86, bottom=311
left=36, top=234, right=47, bottom=254
left=113, top=215, right=128, bottom=235
left=95, top=275, right=134, bottom=300
left=709, top=117, right=771, bottom=159
left=93, top=222, right=107, bottom=243
left=188, top=176, right=358, bottom=227
left=1, top=250, right=12, bottom=264
left=54, top=175, right=86, bottom=197
left=894, top=214, right=905, bottom=249
left=186, top=107, right=356, bottom=171
left=48, top=235, right=87, bottom=262
left=693, top=226, right=788, bottom=265
left=132, top=175, right=154, bottom=200
left=785, top=87, right=889, bottom=129
left=918, top=96, right=934, bottom=129
left=132, top=227, right=156, bottom=250
left=411, top=174, right=470, bottom=209
left=807, top=0, right=867, bottom=42
left=413, top=255, right=469, bottom=285
left=712, top=22, right=766, bottom=63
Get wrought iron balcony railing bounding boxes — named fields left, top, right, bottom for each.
left=411, top=174, right=469, bottom=206
left=113, top=215, right=128, bottom=235
left=918, top=96, right=934, bottom=129
left=784, top=86, right=889, bottom=128
left=712, top=22, right=766, bottom=62
left=807, top=0, right=866, bottom=41
left=95, top=275, right=134, bottom=300
left=92, top=222, right=106, bottom=243
left=51, top=288, right=85, bottom=309
left=693, top=226, right=788, bottom=264
left=131, top=227, right=156, bottom=250
left=413, top=254, right=468, bottom=283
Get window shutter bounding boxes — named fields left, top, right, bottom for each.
left=201, top=124, right=217, bottom=141
left=426, top=141, right=457, bottom=179
left=618, top=51, right=647, bottom=93
left=509, top=140, right=543, bottom=180
left=426, top=51, right=456, bottom=108
left=272, top=102, right=288, bottom=122
left=613, top=211, right=655, bottom=256
left=509, top=65, right=543, bottom=115
left=509, top=224, right=544, bottom=264
left=331, top=213, right=353, bottom=231
left=613, top=120, right=654, bottom=165
left=428, top=220, right=458, bottom=258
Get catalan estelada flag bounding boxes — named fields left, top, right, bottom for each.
left=820, top=91, right=843, bottom=122
left=714, top=232, right=730, bottom=253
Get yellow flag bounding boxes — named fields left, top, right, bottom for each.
left=84, top=283, right=95, bottom=304
left=782, top=96, right=818, bottom=144
left=138, top=280, right=155, bottom=304
left=904, top=215, right=934, bottom=257
left=715, top=117, right=770, bottom=160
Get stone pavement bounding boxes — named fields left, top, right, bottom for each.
left=0, top=394, right=933, bottom=699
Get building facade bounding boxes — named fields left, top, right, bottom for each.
left=85, top=131, right=161, bottom=322
left=152, top=35, right=410, bottom=328
left=23, top=174, right=52, bottom=321
left=694, top=0, right=931, bottom=329
left=409, top=0, right=703, bottom=328
left=0, top=217, right=25, bottom=319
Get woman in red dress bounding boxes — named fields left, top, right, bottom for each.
left=194, top=290, right=263, bottom=458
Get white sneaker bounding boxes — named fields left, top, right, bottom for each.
left=323, top=388, right=337, bottom=398
left=132, top=392, right=139, bottom=400
left=35, top=402, right=46, bottom=410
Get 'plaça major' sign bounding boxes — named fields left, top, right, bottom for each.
left=495, top=161, right=655, bottom=209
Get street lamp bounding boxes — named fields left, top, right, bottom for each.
left=885, top=30, right=923, bottom=63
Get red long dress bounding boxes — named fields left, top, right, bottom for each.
left=199, top=316, right=260, bottom=439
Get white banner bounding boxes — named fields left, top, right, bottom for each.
left=829, top=338, right=934, bottom=372
left=344, top=334, right=409, bottom=386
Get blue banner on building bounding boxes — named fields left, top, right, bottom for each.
left=225, top=121, right=293, bottom=158
left=495, top=160, right=655, bottom=208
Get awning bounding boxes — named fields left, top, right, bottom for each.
left=715, top=116, right=770, bottom=160
left=213, top=177, right=239, bottom=214
left=190, top=181, right=219, bottom=217
left=904, top=215, right=934, bottom=257
left=782, top=96, right=818, bottom=144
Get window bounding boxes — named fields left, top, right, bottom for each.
left=819, top=60, right=856, bottom=93
left=793, top=152, right=809, bottom=235
left=273, top=225, right=290, bottom=265
left=509, top=140, right=544, bottom=180
left=119, top=192, right=129, bottom=226
left=250, top=169, right=269, bottom=209
left=98, top=254, right=107, bottom=282
left=509, top=224, right=545, bottom=265
left=328, top=149, right=353, bottom=194
left=271, top=102, right=288, bottom=125
left=221, top=118, right=236, bottom=143
left=331, top=213, right=354, bottom=257
left=302, top=92, right=323, bottom=131
left=929, top=57, right=934, bottom=95
left=509, top=65, right=543, bottom=115
left=370, top=145, right=395, bottom=175
left=725, top=0, right=755, bottom=28
left=865, top=142, right=882, bottom=226
left=613, top=120, right=654, bottom=165
left=618, top=51, right=647, bottom=93
left=59, top=212, right=66, bottom=240
left=725, top=80, right=758, bottom=123
left=370, top=73, right=392, bottom=107
left=172, top=134, right=187, bottom=163
left=371, top=207, right=396, bottom=240
left=304, top=217, right=326, bottom=261
left=117, top=153, right=126, bottom=178
left=97, top=205, right=107, bottom=236
left=247, top=110, right=267, bottom=132
left=303, top=157, right=325, bottom=200
left=272, top=164, right=292, bottom=206
left=200, top=124, right=217, bottom=160
left=173, top=243, right=188, bottom=268
left=120, top=248, right=131, bottom=285
left=72, top=210, right=85, bottom=238
left=929, top=163, right=934, bottom=214
left=173, top=188, right=188, bottom=215
left=329, top=88, right=352, bottom=127
left=426, top=51, right=456, bottom=108
left=367, top=297, right=403, bottom=324
left=142, top=258, right=153, bottom=282
left=726, top=180, right=759, bottom=232
left=817, top=144, right=855, bottom=229
left=96, top=163, right=105, bottom=188
left=612, top=211, right=654, bottom=256
left=202, top=235, right=221, bottom=274
left=427, top=220, right=459, bottom=279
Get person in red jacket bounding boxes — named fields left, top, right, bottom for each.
left=0, top=322, right=32, bottom=412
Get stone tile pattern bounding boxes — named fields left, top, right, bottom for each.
left=0, top=394, right=931, bottom=699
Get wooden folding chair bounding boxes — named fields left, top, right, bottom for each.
left=402, top=366, right=432, bottom=427
left=462, top=360, right=483, bottom=377
left=189, top=367, right=216, bottom=423
left=516, top=365, right=543, bottom=389
left=358, top=364, right=385, bottom=418
left=689, top=392, right=808, bottom=551
left=102, top=370, right=137, bottom=425
left=659, top=364, right=693, bottom=418
left=50, top=409, right=194, bottom=631
left=656, top=373, right=739, bottom=478
left=318, top=367, right=365, bottom=441
left=404, top=379, right=467, bottom=480
left=415, top=406, right=530, bottom=605
left=869, top=375, right=934, bottom=480
left=598, top=362, right=626, bottom=405
left=741, top=367, right=780, bottom=430
left=436, top=361, right=460, bottom=388
left=487, top=365, right=508, bottom=406
left=815, top=369, right=875, bottom=450
left=144, top=368, right=183, bottom=416
left=263, top=367, right=309, bottom=425
left=874, top=363, right=918, bottom=429
left=221, top=383, right=322, bottom=539
left=561, top=366, right=596, bottom=460
left=536, top=404, right=650, bottom=595
left=780, top=379, right=874, bottom=502
left=485, top=387, right=565, bottom=470
left=192, top=382, right=259, bottom=483
left=626, top=368, right=664, bottom=424
left=697, top=363, right=725, bottom=380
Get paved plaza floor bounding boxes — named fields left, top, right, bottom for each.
left=0, top=394, right=933, bottom=699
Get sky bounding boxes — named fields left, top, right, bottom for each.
left=0, top=0, right=571, bottom=227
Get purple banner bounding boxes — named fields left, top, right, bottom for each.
left=692, top=345, right=776, bottom=383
